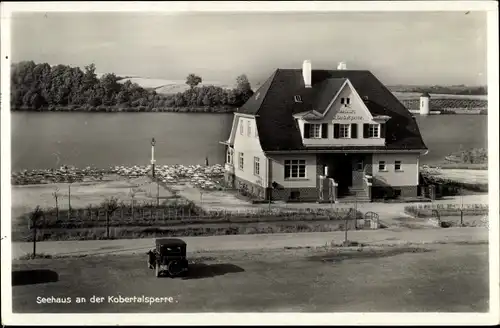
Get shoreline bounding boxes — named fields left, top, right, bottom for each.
left=11, top=106, right=237, bottom=114
left=11, top=107, right=487, bottom=115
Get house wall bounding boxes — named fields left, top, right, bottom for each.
left=267, top=154, right=319, bottom=201
left=297, top=82, right=386, bottom=147
left=231, top=116, right=268, bottom=197
left=371, top=153, right=420, bottom=197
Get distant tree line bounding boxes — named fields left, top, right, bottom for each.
left=10, top=61, right=254, bottom=112
left=389, top=84, right=487, bottom=96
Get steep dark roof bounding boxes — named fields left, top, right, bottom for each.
left=311, top=78, right=347, bottom=114
left=238, top=69, right=427, bottom=152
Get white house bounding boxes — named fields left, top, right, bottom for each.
left=220, top=60, right=428, bottom=202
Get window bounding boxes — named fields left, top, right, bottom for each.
left=247, top=121, right=251, bottom=137
left=227, top=148, right=234, bottom=165
left=305, top=123, right=329, bottom=139
left=238, top=152, right=244, bottom=170
left=284, top=159, right=306, bottom=179
left=364, top=123, right=385, bottom=139
left=240, top=120, right=244, bottom=135
left=339, top=124, right=350, bottom=138
left=294, top=95, right=302, bottom=103
left=378, top=161, right=386, bottom=171
left=254, top=157, right=260, bottom=176
left=395, top=160, right=402, bottom=171
left=368, top=124, right=380, bottom=138
left=309, top=124, right=321, bottom=138
left=340, top=97, right=350, bottom=105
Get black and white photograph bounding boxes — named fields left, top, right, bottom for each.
left=1, top=1, right=498, bottom=325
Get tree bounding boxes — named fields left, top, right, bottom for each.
left=102, top=197, right=120, bottom=239
left=29, top=206, right=44, bottom=258
left=174, top=93, right=186, bottom=106
left=129, top=187, right=139, bottom=220
left=186, top=73, right=202, bottom=89
left=52, top=187, right=60, bottom=221
left=235, top=74, right=254, bottom=103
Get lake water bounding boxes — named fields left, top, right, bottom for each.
left=11, top=112, right=487, bottom=170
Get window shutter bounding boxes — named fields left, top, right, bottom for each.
left=363, top=123, right=369, bottom=138
left=351, top=123, right=357, bottom=138
left=303, top=123, right=310, bottom=138
left=380, top=123, right=386, bottom=138
left=333, top=124, right=340, bottom=139
left=321, top=123, right=328, bottom=138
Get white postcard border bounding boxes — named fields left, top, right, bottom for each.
left=1, top=1, right=498, bottom=326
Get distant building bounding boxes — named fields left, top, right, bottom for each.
left=220, top=60, right=428, bottom=202
left=419, top=92, right=431, bottom=115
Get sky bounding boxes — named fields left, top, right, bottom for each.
left=11, top=11, right=487, bottom=86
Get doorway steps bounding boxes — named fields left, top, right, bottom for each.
left=337, top=187, right=371, bottom=203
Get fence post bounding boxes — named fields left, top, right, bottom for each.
left=106, top=212, right=110, bottom=239
left=33, top=221, right=37, bottom=257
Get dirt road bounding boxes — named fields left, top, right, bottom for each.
left=11, top=227, right=488, bottom=259
left=11, top=243, right=488, bottom=312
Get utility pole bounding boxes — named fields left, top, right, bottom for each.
left=354, top=193, right=358, bottom=229
left=68, top=179, right=72, bottom=220
left=460, top=188, right=464, bottom=226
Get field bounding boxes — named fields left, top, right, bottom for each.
left=11, top=243, right=489, bottom=312
left=11, top=175, right=174, bottom=219
left=115, top=77, right=233, bottom=95
left=423, top=168, right=488, bottom=185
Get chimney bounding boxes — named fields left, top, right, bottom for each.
left=302, top=60, right=312, bottom=88
left=337, top=61, right=347, bottom=70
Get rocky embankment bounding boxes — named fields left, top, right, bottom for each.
left=12, top=164, right=226, bottom=190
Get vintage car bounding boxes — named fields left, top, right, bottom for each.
left=147, top=238, right=189, bottom=278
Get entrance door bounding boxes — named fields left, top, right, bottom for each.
left=352, top=156, right=365, bottom=189
left=333, top=154, right=352, bottom=196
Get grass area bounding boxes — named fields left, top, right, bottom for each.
left=15, top=220, right=364, bottom=242
left=14, top=201, right=366, bottom=242
left=426, top=163, right=488, bottom=170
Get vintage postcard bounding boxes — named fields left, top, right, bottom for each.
left=1, top=1, right=498, bottom=326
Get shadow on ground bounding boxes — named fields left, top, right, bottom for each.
left=308, top=247, right=434, bottom=264
left=12, top=270, right=59, bottom=286
left=182, top=263, right=245, bottom=280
